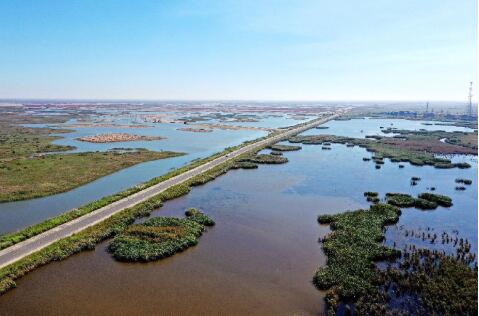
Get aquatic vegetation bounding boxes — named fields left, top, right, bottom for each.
left=267, top=144, right=301, bottom=151
left=381, top=127, right=478, bottom=151
left=356, top=248, right=478, bottom=315
left=184, top=208, right=215, bottom=226
left=411, top=176, right=421, bottom=181
left=418, top=193, right=453, bottom=207
left=289, top=134, right=473, bottom=169
left=109, top=210, right=214, bottom=262
left=385, top=193, right=440, bottom=210
left=375, top=165, right=381, bottom=169
left=456, top=178, right=472, bottom=185
left=322, top=146, right=332, bottom=150
left=315, top=202, right=476, bottom=315
left=364, top=192, right=379, bottom=197
left=413, top=198, right=438, bottom=210
left=398, top=164, right=404, bottom=168
left=314, top=204, right=401, bottom=314
left=270, top=151, right=283, bottom=156
left=455, top=186, right=466, bottom=191
left=245, top=154, right=288, bottom=164
left=362, top=157, right=371, bottom=161
left=231, top=161, right=258, bottom=169
left=386, top=193, right=416, bottom=208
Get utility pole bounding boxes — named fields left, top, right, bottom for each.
left=468, top=82, right=473, bottom=116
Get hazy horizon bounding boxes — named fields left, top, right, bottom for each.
left=0, top=1, right=477, bottom=101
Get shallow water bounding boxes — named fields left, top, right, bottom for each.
left=0, top=111, right=312, bottom=235
left=302, top=117, right=475, bottom=138
left=0, top=118, right=268, bottom=234
left=0, top=127, right=476, bottom=314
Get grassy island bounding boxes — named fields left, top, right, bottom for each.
left=418, top=192, right=453, bottom=207
left=289, top=134, right=473, bottom=169
left=109, top=209, right=214, bottom=262
left=384, top=192, right=452, bottom=210
left=244, top=154, right=288, bottom=164
left=268, top=144, right=301, bottom=151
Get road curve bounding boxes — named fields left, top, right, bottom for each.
left=0, top=113, right=340, bottom=269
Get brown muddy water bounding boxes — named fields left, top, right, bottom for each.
left=0, top=148, right=363, bottom=316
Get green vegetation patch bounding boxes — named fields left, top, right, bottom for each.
left=385, top=192, right=446, bottom=210
left=231, top=161, right=259, bottom=169
left=0, top=150, right=184, bottom=202
left=289, top=134, right=474, bottom=169
left=184, top=208, right=215, bottom=226
left=418, top=192, right=453, bottom=207
left=356, top=248, right=478, bottom=315
left=244, top=154, right=288, bottom=164
left=314, top=204, right=401, bottom=314
left=268, top=144, right=301, bottom=151
left=109, top=210, right=214, bottom=262
left=385, top=193, right=417, bottom=208
left=456, top=178, right=473, bottom=185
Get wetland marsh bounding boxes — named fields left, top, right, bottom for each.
left=0, top=117, right=476, bottom=315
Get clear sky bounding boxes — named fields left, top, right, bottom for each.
left=0, top=0, right=477, bottom=101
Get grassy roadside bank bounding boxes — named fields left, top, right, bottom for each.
left=0, top=150, right=184, bottom=202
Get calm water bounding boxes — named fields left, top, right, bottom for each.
left=0, top=118, right=476, bottom=315
left=0, top=112, right=314, bottom=235
left=302, top=117, right=475, bottom=138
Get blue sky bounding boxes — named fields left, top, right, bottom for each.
left=0, top=0, right=476, bottom=101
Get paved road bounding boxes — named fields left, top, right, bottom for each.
left=0, top=113, right=339, bottom=269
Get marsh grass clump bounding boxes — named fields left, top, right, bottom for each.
left=109, top=210, right=214, bottom=262
left=314, top=204, right=401, bottom=314
left=385, top=193, right=439, bottom=210
left=456, top=178, right=472, bottom=185
left=185, top=208, right=215, bottom=226
left=289, top=134, right=474, bottom=169
left=245, top=154, right=288, bottom=164
left=268, top=144, right=301, bottom=151
left=363, top=157, right=371, bottom=161
left=455, top=186, right=466, bottom=191
left=231, top=161, right=258, bottom=169
left=398, top=164, right=405, bottom=168
left=386, top=193, right=416, bottom=208
left=364, top=192, right=379, bottom=197
left=270, top=151, right=283, bottom=156
left=418, top=193, right=453, bottom=207
left=413, top=198, right=438, bottom=210
left=356, top=248, right=478, bottom=315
